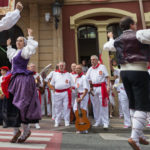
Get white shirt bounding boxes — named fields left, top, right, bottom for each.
left=86, top=64, right=109, bottom=84
left=148, top=69, right=150, bottom=75
left=70, top=72, right=78, bottom=83
left=103, top=29, right=150, bottom=52
left=7, top=36, right=38, bottom=62
left=75, top=75, right=90, bottom=93
left=50, top=72, right=74, bottom=90
left=45, top=71, right=55, bottom=83
left=0, top=9, right=20, bottom=32
left=103, top=29, right=150, bottom=71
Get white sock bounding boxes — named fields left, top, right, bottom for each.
left=13, top=128, right=19, bottom=135
left=20, top=124, right=30, bottom=139
left=131, top=111, right=147, bottom=146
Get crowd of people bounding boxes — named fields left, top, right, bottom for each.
left=0, top=1, right=150, bottom=150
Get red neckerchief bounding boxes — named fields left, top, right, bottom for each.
left=33, top=71, right=36, bottom=75
left=148, top=66, right=150, bottom=69
left=77, top=72, right=84, bottom=78
left=92, top=63, right=100, bottom=69
left=58, top=70, right=67, bottom=73
left=71, top=71, right=77, bottom=75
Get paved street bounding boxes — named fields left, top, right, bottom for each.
left=0, top=117, right=150, bottom=150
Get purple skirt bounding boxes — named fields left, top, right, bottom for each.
left=8, top=74, right=41, bottom=123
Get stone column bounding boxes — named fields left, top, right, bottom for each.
left=29, top=3, right=39, bottom=71
left=52, top=12, right=64, bottom=68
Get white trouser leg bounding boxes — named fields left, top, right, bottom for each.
left=41, top=94, right=45, bottom=116
left=131, top=111, right=147, bottom=146
left=63, top=92, right=70, bottom=124
left=74, top=94, right=89, bottom=112
left=120, top=97, right=131, bottom=126
left=118, top=95, right=123, bottom=117
left=91, top=95, right=101, bottom=124
left=98, top=95, right=109, bottom=126
left=147, top=112, right=150, bottom=124
left=45, top=89, right=51, bottom=116
left=54, top=92, right=63, bottom=124
left=51, top=91, right=55, bottom=119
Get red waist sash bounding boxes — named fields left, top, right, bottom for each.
left=92, top=82, right=109, bottom=107
left=55, top=88, right=72, bottom=109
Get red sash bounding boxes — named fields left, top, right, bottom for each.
left=38, top=89, right=42, bottom=104
left=1, top=73, right=12, bottom=99
left=92, top=82, right=109, bottom=107
left=46, top=88, right=51, bottom=103
left=55, top=88, right=72, bottom=109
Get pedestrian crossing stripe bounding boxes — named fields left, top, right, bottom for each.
left=0, top=129, right=62, bottom=150
left=99, top=133, right=150, bottom=142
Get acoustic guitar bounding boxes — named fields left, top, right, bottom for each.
left=75, top=101, right=91, bottom=131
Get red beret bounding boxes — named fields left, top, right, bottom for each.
left=0, top=66, right=9, bottom=71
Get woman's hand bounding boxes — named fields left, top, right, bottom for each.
left=16, top=2, right=23, bottom=12
left=7, top=39, right=11, bottom=46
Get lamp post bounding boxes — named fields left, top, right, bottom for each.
left=52, top=0, right=63, bottom=30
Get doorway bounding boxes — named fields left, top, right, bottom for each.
left=77, top=25, right=99, bottom=67
left=0, top=25, right=24, bottom=68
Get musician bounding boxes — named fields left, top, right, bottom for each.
left=74, top=65, right=90, bottom=133
left=3, top=28, right=41, bottom=143
left=0, top=2, right=22, bottom=32
left=0, top=66, right=9, bottom=125
left=50, top=62, right=74, bottom=127
left=103, top=16, right=150, bottom=150
left=86, top=55, right=110, bottom=129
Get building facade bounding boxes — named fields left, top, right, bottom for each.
left=0, top=0, right=150, bottom=74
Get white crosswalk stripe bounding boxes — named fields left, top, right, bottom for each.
left=0, top=142, right=46, bottom=149
left=100, top=133, right=150, bottom=142
left=0, top=130, right=55, bottom=149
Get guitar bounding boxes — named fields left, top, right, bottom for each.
left=75, top=97, right=91, bottom=131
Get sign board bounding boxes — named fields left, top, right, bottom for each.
left=0, top=0, right=15, bottom=15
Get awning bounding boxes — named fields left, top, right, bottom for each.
left=0, top=0, right=15, bottom=15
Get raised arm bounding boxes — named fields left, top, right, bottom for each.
left=136, top=29, right=150, bottom=45
left=21, top=29, right=38, bottom=59
left=7, top=39, right=17, bottom=62
left=103, top=32, right=116, bottom=52
left=0, top=2, right=23, bottom=32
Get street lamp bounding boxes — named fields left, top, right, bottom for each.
left=52, top=0, right=63, bottom=29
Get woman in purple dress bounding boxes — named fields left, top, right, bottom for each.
left=3, top=29, right=41, bottom=143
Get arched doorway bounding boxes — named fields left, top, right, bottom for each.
left=77, top=25, right=99, bottom=66
left=0, top=25, right=24, bottom=68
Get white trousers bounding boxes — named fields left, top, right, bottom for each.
left=73, top=94, right=89, bottom=112
left=54, top=91, right=70, bottom=124
left=51, top=91, right=56, bottom=119
left=118, top=95, right=123, bottom=117
left=91, top=93, right=109, bottom=126
left=41, top=88, right=51, bottom=116
left=119, top=95, right=131, bottom=126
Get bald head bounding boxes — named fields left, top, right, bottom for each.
left=28, top=63, right=36, bottom=72
left=76, top=64, right=82, bottom=74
